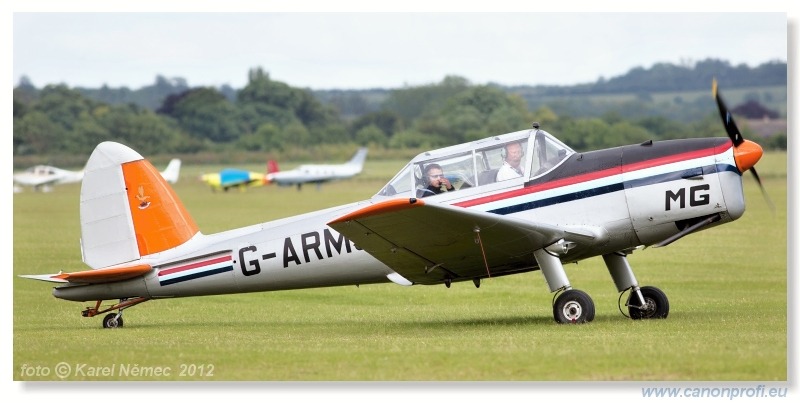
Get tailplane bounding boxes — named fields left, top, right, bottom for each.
left=80, top=142, right=199, bottom=269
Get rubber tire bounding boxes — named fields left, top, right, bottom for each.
left=553, top=289, right=595, bottom=324
left=628, top=286, right=669, bottom=319
left=102, top=313, right=124, bottom=328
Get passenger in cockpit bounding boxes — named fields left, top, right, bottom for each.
left=496, top=142, right=524, bottom=181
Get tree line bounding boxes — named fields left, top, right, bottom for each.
left=13, top=61, right=787, bottom=164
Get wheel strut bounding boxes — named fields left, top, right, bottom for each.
left=80, top=297, right=150, bottom=328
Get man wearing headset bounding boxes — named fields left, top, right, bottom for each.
left=421, top=163, right=472, bottom=197
left=423, top=163, right=454, bottom=195
left=495, top=142, right=524, bottom=181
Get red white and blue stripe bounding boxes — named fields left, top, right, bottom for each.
left=456, top=139, right=736, bottom=215
left=158, top=254, right=234, bottom=286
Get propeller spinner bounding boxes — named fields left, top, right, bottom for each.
left=712, top=79, right=773, bottom=211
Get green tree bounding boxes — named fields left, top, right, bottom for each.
left=388, top=129, right=434, bottom=149
left=13, top=111, right=63, bottom=155
left=159, top=87, right=241, bottom=143
left=419, top=85, right=533, bottom=144
left=383, top=75, right=471, bottom=121
left=239, top=67, right=302, bottom=110
left=636, top=116, right=688, bottom=140
left=351, top=110, right=403, bottom=137
left=354, top=124, right=388, bottom=147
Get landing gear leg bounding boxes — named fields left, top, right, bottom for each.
left=80, top=297, right=150, bottom=328
left=603, top=252, right=669, bottom=320
left=534, top=248, right=595, bottom=324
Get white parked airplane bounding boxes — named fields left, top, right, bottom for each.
left=13, top=158, right=181, bottom=192
left=267, top=147, right=368, bottom=190
left=12, top=165, right=84, bottom=192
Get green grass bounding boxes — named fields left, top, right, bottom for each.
left=12, top=153, right=787, bottom=381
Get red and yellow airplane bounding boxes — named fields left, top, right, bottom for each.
left=21, top=81, right=768, bottom=327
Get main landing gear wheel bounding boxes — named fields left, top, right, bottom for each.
left=628, top=286, right=669, bottom=320
left=102, top=313, right=124, bottom=328
left=553, top=289, right=595, bottom=324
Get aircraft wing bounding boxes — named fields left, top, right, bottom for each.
left=19, top=264, right=152, bottom=284
left=328, top=198, right=566, bottom=284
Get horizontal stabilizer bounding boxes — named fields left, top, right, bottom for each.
left=19, top=264, right=152, bottom=284
left=19, top=273, right=69, bottom=283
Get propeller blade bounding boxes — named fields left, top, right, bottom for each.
left=712, top=78, right=744, bottom=146
left=749, top=167, right=775, bottom=213
left=713, top=79, right=774, bottom=213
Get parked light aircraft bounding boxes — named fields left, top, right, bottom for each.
left=13, top=158, right=182, bottom=192
left=12, top=165, right=85, bottom=192
left=199, top=161, right=275, bottom=192
left=21, top=81, right=767, bottom=327
left=200, top=148, right=367, bottom=191
left=267, top=147, right=368, bottom=190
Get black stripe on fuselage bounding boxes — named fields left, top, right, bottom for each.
left=488, top=163, right=737, bottom=215
left=158, top=266, right=234, bottom=286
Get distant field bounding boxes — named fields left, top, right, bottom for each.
left=13, top=153, right=787, bottom=381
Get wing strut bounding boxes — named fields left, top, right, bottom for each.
left=473, top=227, right=492, bottom=278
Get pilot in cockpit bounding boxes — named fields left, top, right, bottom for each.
left=420, top=163, right=472, bottom=197
left=422, top=164, right=455, bottom=196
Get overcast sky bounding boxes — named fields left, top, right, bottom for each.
left=10, top=9, right=790, bottom=90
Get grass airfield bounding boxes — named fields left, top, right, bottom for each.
left=12, top=153, right=788, bottom=382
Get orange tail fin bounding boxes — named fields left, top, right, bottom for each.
left=80, top=142, right=199, bottom=269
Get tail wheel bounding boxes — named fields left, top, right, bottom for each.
left=553, top=289, right=595, bottom=324
left=102, top=313, right=124, bottom=328
left=628, top=286, right=669, bottom=320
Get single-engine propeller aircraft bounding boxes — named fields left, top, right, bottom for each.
left=266, top=147, right=368, bottom=190
left=13, top=158, right=182, bottom=192
left=21, top=81, right=768, bottom=327
left=199, top=163, right=273, bottom=192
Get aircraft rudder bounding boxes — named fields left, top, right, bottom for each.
left=349, top=147, right=369, bottom=167
left=162, top=158, right=182, bottom=184
left=267, top=160, right=279, bottom=174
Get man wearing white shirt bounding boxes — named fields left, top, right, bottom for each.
left=495, top=142, right=524, bottom=181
